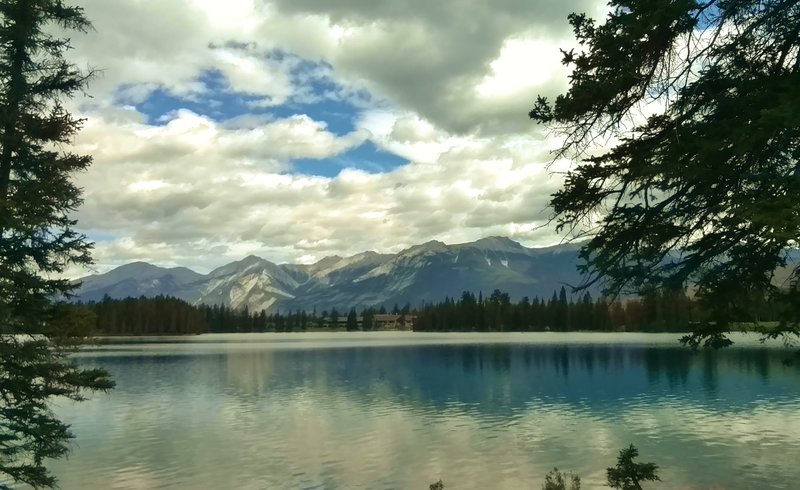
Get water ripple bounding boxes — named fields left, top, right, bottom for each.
left=44, top=333, right=800, bottom=489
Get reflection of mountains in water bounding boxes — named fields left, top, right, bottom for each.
left=231, top=344, right=800, bottom=413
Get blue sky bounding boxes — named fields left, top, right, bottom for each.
left=65, top=0, right=606, bottom=274
left=131, top=68, right=409, bottom=178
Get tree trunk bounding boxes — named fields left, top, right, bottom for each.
left=0, top=3, right=31, bottom=239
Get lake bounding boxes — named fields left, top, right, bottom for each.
left=48, top=332, right=800, bottom=489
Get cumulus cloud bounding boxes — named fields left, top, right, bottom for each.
left=72, top=107, right=563, bottom=273
left=263, top=0, right=601, bottom=135
left=58, top=0, right=609, bottom=274
left=68, top=0, right=602, bottom=128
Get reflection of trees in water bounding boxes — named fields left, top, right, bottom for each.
left=702, top=351, right=719, bottom=396
left=88, top=344, right=799, bottom=425
left=643, top=348, right=692, bottom=388
left=251, top=344, right=799, bottom=415
left=577, top=347, right=595, bottom=375
left=461, top=345, right=480, bottom=373
left=731, top=349, right=770, bottom=381
left=554, top=346, right=570, bottom=377
left=488, top=345, right=512, bottom=374
left=61, top=343, right=800, bottom=490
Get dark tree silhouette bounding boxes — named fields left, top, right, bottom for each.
left=0, top=1, right=114, bottom=487
left=606, top=445, right=660, bottom=490
left=542, top=467, right=581, bottom=490
left=530, top=0, right=800, bottom=347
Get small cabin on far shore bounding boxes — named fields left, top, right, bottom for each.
left=328, top=313, right=415, bottom=330
left=372, top=314, right=414, bottom=330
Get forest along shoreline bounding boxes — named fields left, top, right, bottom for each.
left=69, top=293, right=782, bottom=337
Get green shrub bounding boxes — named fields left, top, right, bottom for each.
left=542, top=467, right=581, bottom=490
left=606, top=444, right=660, bottom=489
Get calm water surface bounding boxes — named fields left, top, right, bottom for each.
left=48, top=332, right=800, bottom=489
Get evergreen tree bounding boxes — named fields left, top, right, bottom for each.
left=86, top=296, right=208, bottom=335
left=316, top=310, right=327, bottom=329
left=530, top=0, right=800, bottom=346
left=412, top=288, right=706, bottom=332
left=329, top=308, right=339, bottom=329
left=554, top=287, right=569, bottom=331
left=346, top=308, right=358, bottom=331
left=0, top=2, right=113, bottom=487
left=542, top=467, right=581, bottom=490
left=362, top=307, right=375, bottom=331
left=606, top=445, right=660, bottom=490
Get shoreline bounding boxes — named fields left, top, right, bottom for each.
left=86, top=331, right=795, bottom=349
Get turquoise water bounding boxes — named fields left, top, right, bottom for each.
left=47, top=332, right=800, bottom=489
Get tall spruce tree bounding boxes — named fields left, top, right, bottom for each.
left=346, top=308, right=358, bottom=331
left=530, top=0, right=800, bottom=346
left=0, top=1, right=113, bottom=488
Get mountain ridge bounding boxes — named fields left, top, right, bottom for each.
left=73, top=237, right=591, bottom=312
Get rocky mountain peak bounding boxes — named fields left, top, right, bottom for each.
left=72, top=237, right=590, bottom=313
left=402, top=240, right=448, bottom=256
left=459, top=236, right=527, bottom=253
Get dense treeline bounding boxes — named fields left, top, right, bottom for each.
left=199, top=304, right=309, bottom=333
left=412, top=287, right=785, bottom=333
left=80, top=285, right=787, bottom=335
left=82, top=296, right=210, bottom=335
left=198, top=303, right=412, bottom=332
left=80, top=296, right=412, bottom=335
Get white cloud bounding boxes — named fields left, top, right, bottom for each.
left=69, top=0, right=605, bottom=130
left=475, top=37, right=570, bottom=99
left=55, top=0, right=613, bottom=273
left=67, top=0, right=288, bottom=107
left=69, top=105, right=564, bottom=274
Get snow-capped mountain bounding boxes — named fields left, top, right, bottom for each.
left=72, top=237, right=590, bottom=312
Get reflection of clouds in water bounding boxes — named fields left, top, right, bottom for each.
left=109, top=465, right=161, bottom=490
left=48, top=337, right=800, bottom=489
left=225, top=348, right=273, bottom=395
left=205, top=390, right=800, bottom=489
left=614, top=403, right=800, bottom=489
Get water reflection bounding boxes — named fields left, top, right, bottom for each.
left=49, top=334, right=800, bottom=489
left=225, top=349, right=273, bottom=396
left=218, top=343, right=798, bottom=414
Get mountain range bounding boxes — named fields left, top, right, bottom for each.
left=72, top=237, right=593, bottom=313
